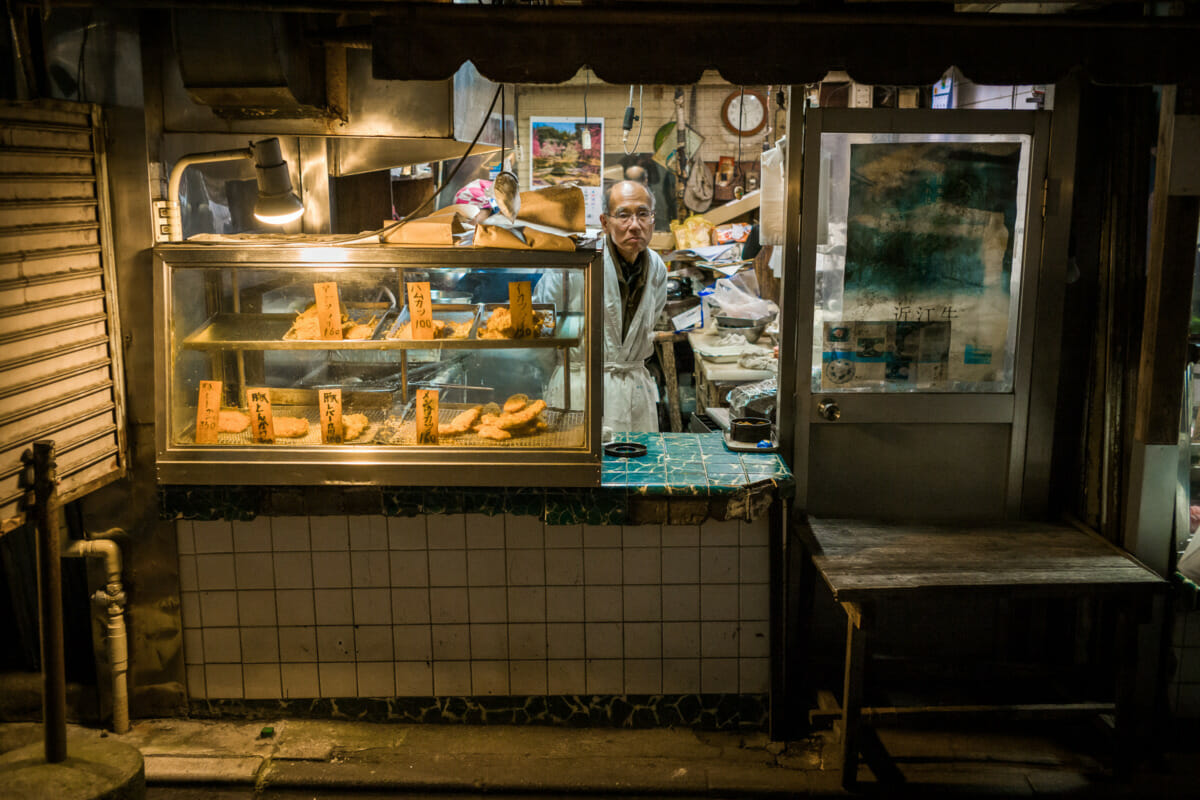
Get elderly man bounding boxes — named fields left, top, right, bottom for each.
left=534, top=180, right=667, bottom=432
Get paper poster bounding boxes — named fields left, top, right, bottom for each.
left=837, top=139, right=1026, bottom=388
left=531, top=117, right=603, bottom=226
left=821, top=321, right=951, bottom=390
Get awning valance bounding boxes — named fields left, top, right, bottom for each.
left=372, top=4, right=1200, bottom=87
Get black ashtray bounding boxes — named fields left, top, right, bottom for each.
left=604, top=441, right=648, bottom=458
left=730, top=417, right=772, bottom=443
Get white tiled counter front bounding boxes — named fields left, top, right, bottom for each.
left=178, top=514, right=771, bottom=701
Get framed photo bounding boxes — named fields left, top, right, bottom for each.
left=530, top=117, right=604, bottom=226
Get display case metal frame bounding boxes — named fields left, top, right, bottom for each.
left=153, top=243, right=602, bottom=486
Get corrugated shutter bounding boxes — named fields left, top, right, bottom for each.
left=0, top=100, right=127, bottom=532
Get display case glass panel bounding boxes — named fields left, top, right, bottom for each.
left=154, top=244, right=600, bottom=486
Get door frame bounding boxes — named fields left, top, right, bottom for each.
left=777, top=100, right=1071, bottom=520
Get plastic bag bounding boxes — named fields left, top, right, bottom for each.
left=1181, top=507, right=1200, bottom=582
left=713, top=277, right=778, bottom=321
left=670, top=214, right=714, bottom=250
left=728, top=377, right=777, bottom=422
left=759, top=138, right=786, bottom=245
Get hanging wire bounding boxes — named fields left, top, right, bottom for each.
left=737, top=86, right=745, bottom=192
left=621, top=84, right=644, bottom=156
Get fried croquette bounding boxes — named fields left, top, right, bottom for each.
left=218, top=410, right=249, bottom=433
left=342, top=413, right=369, bottom=441
left=502, top=394, right=529, bottom=414
left=272, top=416, right=310, bottom=438
left=439, top=406, right=481, bottom=436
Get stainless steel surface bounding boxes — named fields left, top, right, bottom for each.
left=793, top=108, right=1052, bottom=520
left=817, top=399, right=840, bottom=422
left=161, top=22, right=507, bottom=151
left=808, top=424, right=1011, bottom=521
left=298, top=137, right=332, bottom=234
left=1020, top=76, right=1081, bottom=517
left=154, top=243, right=601, bottom=486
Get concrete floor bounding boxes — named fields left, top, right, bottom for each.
left=5, top=716, right=1200, bottom=799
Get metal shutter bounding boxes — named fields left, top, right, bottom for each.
left=0, top=100, right=127, bottom=532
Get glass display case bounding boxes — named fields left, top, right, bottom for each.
left=153, top=243, right=601, bottom=485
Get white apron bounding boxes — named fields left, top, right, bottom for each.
left=534, top=242, right=667, bottom=432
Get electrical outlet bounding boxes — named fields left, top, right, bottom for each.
left=152, top=200, right=172, bottom=243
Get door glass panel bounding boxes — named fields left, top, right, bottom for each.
left=812, top=132, right=1032, bottom=393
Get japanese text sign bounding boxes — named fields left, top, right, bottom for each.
left=508, top=281, right=533, bottom=338
left=416, top=389, right=439, bottom=445
left=195, top=380, right=222, bottom=444
left=319, top=388, right=343, bottom=444
left=406, top=281, right=434, bottom=340
left=313, top=282, right=343, bottom=340
left=246, top=388, right=275, bottom=444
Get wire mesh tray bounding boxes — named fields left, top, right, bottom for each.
left=385, top=303, right=480, bottom=341
left=374, top=401, right=585, bottom=448
left=188, top=406, right=386, bottom=446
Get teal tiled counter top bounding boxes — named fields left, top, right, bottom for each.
left=602, top=432, right=792, bottom=496
left=160, top=433, right=793, bottom=525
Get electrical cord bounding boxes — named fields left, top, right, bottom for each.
left=353, top=83, right=503, bottom=244
left=622, top=84, right=644, bottom=155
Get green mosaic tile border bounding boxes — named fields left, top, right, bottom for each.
left=160, top=434, right=793, bottom=523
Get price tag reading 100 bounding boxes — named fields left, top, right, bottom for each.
left=406, top=281, right=434, bottom=340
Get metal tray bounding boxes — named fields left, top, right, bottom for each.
left=183, top=303, right=392, bottom=350
left=375, top=400, right=585, bottom=448
left=385, top=303, right=480, bottom=341
left=476, top=302, right=557, bottom=340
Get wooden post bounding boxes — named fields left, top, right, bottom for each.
left=840, top=601, right=867, bottom=790
left=1134, top=85, right=1200, bottom=445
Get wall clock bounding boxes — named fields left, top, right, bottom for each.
left=721, top=89, right=767, bottom=137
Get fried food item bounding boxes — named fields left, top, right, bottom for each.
left=438, top=406, right=481, bottom=437
left=389, top=318, right=472, bottom=340
left=503, top=394, right=529, bottom=414
left=476, top=425, right=511, bottom=441
left=496, top=399, right=547, bottom=431
left=273, top=416, right=310, bottom=438
left=283, top=304, right=378, bottom=341
left=476, top=308, right=554, bottom=339
left=481, top=402, right=501, bottom=417
left=218, top=410, right=249, bottom=433
left=344, top=318, right=378, bottom=340
left=342, top=413, right=369, bottom=441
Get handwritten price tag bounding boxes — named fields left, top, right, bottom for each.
left=246, top=387, right=275, bottom=444
left=509, top=281, right=533, bottom=338
left=319, top=388, right=343, bottom=444
left=195, top=380, right=222, bottom=444
left=313, top=282, right=343, bottom=340
left=406, top=281, right=434, bottom=340
left=415, top=388, right=439, bottom=445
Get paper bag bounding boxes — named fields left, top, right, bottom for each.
left=380, top=206, right=467, bottom=246
left=474, top=224, right=575, bottom=252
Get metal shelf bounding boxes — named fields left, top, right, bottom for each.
left=181, top=310, right=584, bottom=351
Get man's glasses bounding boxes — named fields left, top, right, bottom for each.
left=609, top=209, right=654, bottom=224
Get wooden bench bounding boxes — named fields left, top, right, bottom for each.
left=798, top=517, right=1166, bottom=791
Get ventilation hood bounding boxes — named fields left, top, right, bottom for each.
left=164, top=11, right=505, bottom=174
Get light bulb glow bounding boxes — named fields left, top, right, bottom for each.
left=254, top=206, right=304, bottom=225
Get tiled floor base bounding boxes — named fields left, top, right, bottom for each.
left=187, top=693, right=769, bottom=730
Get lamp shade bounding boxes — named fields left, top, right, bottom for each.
left=251, top=138, right=305, bottom=225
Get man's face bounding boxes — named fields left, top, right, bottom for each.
left=600, top=183, right=655, bottom=263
